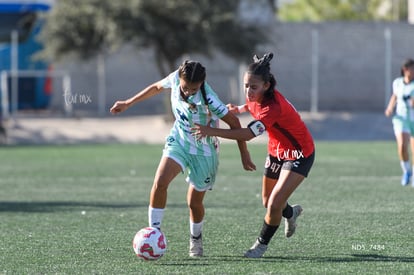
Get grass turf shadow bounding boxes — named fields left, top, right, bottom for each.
left=0, top=201, right=144, bottom=213
left=159, top=254, right=414, bottom=265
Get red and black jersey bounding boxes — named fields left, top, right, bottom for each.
left=246, top=90, right=314, bottom=160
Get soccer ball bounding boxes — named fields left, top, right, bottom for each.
left=132, top=227, right=167, bottom=260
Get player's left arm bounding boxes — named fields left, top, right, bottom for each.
left=219, top=112, right=256, bottom=171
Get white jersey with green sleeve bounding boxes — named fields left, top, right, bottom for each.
left=159, top=70, right=229, bottom=156
left=393, top=77, right=414, bottom=120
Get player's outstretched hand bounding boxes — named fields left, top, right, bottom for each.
left=191, top=123, right=211, bottom=140
left=226, top=103, right=238, bottom=114
left=110, top=101, right=129, bottom=114
left=227, top=103, right=248, bottom=114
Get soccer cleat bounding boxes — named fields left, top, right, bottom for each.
left=285, top=204, right=303, bottom=238
left=189, top=234, right=203, bottom=257
left=244, top=239, right=268, bottom=258
left=401, top=170, right=411, bottom=186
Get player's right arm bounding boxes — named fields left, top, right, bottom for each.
left=192, top=120, right=265, bottom=142
left=110, top=80, right=165, bottom=114
left=194, top=124, right=255, bottom=141
left=226, top=103, right=248, bottom=115
left=385, top=93, right=397, bottom=117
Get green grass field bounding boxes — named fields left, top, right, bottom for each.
left=1, top=142, right=413, bottom=274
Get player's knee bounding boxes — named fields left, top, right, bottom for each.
left=267, top=202, right=284, bottom=215
left=187, top=199, right=203, bottom=210
left=152, top=178, right=170, bottom=191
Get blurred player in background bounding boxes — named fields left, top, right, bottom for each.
left=192, top=53, right=315, bottom=258
left=385, top=58, right=414, bottom=187
left=110, top=60, right=255, bottom=257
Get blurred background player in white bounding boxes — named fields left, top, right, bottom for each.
left=110, top=60, right=255, bottom=257
left=192, top=53, right=315, bottom=258
left=385, top=59, right=414, bottom=187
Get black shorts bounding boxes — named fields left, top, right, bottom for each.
left=264, top=151, right=315, bottom=179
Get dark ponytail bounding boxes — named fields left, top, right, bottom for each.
left=247, top=53, right=277, bottom=100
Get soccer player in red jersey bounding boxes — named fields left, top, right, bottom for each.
left=192, top=53, right=315, bottom=258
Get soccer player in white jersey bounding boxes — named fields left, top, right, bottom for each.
left=110, top=60, right=256, bottom=256
left=385, top=59, right=414, bottom=186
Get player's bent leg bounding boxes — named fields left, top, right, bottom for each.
left=266, top=172, right=302, bottom=223
left=187, top=186, right=206, bottom=257
left=148, top=157, right=182, bottom=229
left=267, top=170, right=305, bottom=237
left=262, top=176, right=277, bottom=208
left=187, top=186, right=206, bottom=223
left=150, top=157, right=182, bottom=208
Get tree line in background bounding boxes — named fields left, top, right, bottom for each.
left=36, top=0, right=411, bottom=117
left=39, top=0, right=411, bottom=74
left=38, top=0, right=267, bottom=77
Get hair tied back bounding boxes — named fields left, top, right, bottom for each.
left=253, top=53, right=274, bottom=66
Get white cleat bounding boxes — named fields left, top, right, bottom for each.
left=244, top=239, right=268, bottom=258
left=285, top=204, right=303, bottom=238
left=189, top=234, right=203, bottom=257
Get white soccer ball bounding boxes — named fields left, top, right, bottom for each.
left=132, top=227, right=167, bottom=260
